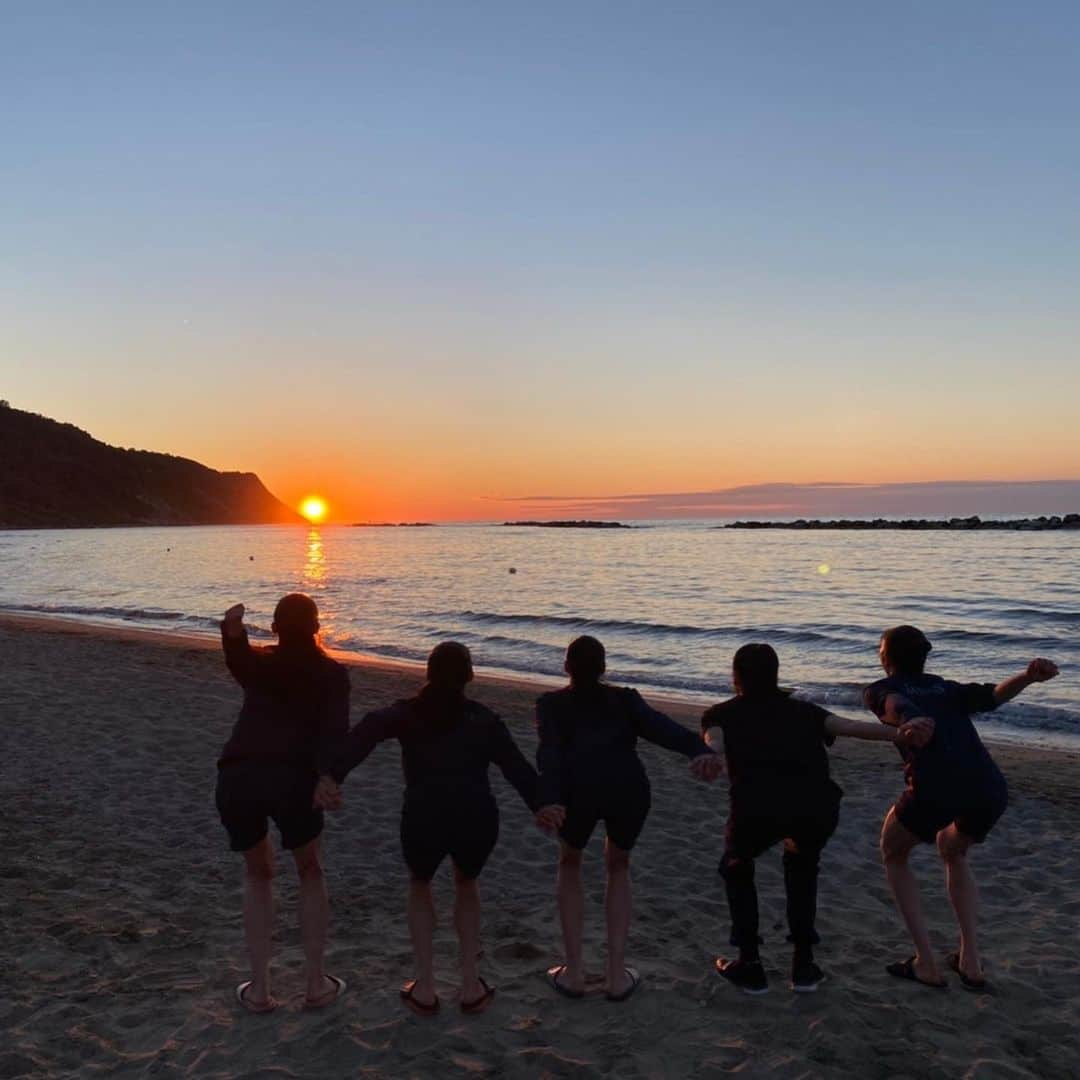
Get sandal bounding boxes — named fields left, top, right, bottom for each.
left=547, top=964, right=585, bottom=999
left=886, top=956, right=947, bottom=989
left=946, top=953, right=989, bottom=992
left=235, top=980, right=278, bottom=1014
left=461, top=977, right=496, bottom=1014
left=304, top=974, right=346, bottom=1009
left=606, top=967, right=641, bottom=1003
left=400, top=980, right=440, bottom=1016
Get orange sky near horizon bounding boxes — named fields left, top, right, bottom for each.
left=81, top=386, right=1080, bottom=523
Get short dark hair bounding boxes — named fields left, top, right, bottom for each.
left=426, top=641, right=473, bottom=690
left=880, top=625, right=932, bottom=674
left=732, top=643, right=779, bottom=696
left=273, top=593, right=319, bottom=642
left=565, top=635, right=606, bottom=683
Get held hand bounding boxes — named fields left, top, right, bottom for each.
left=313, top=775, right=343, bottom=811
left=1026, top=658, right=1059, bottom=683
left=897, top=717, right=935, bottom=749
left=689, top=753, right=724, bottom=782
left=535, top=804, right=566, bottom=833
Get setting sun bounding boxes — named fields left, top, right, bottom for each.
left=299, top=496, right=328, bottom=523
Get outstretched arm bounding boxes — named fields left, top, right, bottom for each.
left=631, top=692, right=713, bottom=759
left=994, top=658, right=1059, bottom=706
left=826, top=712, right=901, bottom=743
left=328, top=705, right=405, bottom=783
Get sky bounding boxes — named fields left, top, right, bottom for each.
left=3, top=2, right=1079, bottom=521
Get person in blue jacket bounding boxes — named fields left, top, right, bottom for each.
left=535, top=635, right=722, bottom=1002
left=866, top=624, right=1059, bottom=991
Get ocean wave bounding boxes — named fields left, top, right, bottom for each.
left=430, top=609, right=855, bottom=646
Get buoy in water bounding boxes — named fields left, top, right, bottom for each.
left=508, top=567, right=517, bottom=574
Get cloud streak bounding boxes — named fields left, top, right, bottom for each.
left=490, top=480, right=1080, bottom=520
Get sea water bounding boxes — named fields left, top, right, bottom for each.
left=1, top=523, right=1077, bottom=746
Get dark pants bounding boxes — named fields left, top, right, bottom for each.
left=719, top=799, right=839, bottom=954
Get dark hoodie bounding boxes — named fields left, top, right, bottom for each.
left=330, top=689, right=539, bottom=811
left=217, top=624, right=350, bottom=773
left=536, top=684, right=709, bottom=807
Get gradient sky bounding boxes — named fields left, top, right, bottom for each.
left=4, top=2, right=1079, bottom=520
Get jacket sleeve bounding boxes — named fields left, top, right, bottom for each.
left=952, top=681, right=999, bottom=715
left=221, top=624, right=259, bottom=688
left=629, top=690, right=710, bottom=758
left=314, top=666, right=351, bottom=776
left=534, top=696, right=566, bottom=807
left=489, top=717, right=540, bottom=811
left=329, top=703, right=405, bottom=783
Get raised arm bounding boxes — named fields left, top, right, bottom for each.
left=993, top=658, right=1059, bottom=706
left=220, top=603, right=258, bottom=687
left=488, top=718, right=541, bottom=812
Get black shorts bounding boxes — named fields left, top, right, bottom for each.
left=895, top=783, right=1008, bottom=845
left=215, top=761, right=323, bottom=853
left=401, top=794, right=499, bottom=881
left=560, top=772, right=651, bottom=852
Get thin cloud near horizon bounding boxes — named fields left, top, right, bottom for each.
left=487, top=480, right=1080, bottom=519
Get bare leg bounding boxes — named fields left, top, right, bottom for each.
left=604, top=840, right=633, bottom=996
left=292, top=837, right=335, bottom=1002
left=938, top=825, right=982, bottom=979
left=242, top=836, right=276, bottom=1005
left=556, top=842, right=586, bottom=993
left=454, top=868, right=484, bottom=1002
left=880, top=809, right=942, bottom=983
left=407, top=877, right=438, bottom=1006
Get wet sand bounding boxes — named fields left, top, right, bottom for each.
left=2, top=614, right=1078, bottom=1078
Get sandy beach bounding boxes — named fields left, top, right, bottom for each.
left=2, top=614, right=1078, bottom=1079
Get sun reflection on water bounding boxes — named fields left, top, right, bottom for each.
left=304, top=529, right=326, bottom=585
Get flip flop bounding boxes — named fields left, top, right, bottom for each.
left=304, top=974, right=346, bottom=1010
left=400, top=980, right=440, bottom=1016
left=460, top=977, right=496, bottom=1014
left=547, top=965, right=585, bottom=999
left=606, top=967, right=641, bottom=1003
left=946, top=953, right=989, bottom=992
left=235, top=980, right=278, bottom=1014
left=886, top=956, right=947, bottom=989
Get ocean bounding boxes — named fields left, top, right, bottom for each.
left=2, top=522, right=1077, bottom=746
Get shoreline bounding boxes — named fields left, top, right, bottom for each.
left=3, top=609, right=1078, bottom=756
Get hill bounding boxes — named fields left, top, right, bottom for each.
left=0, top=403, right=303, bottom=527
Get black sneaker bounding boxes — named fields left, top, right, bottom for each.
left=714, top=957, right=769, bottom=996
left=790, top=959, right=825, bottom=993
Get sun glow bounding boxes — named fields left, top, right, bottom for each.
left=300, top=496, right=328, bottom=523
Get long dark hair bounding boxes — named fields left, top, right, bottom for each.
left=413, top=641, right=474, bottom=731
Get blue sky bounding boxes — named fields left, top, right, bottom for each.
left=3, top=2, right=1078, bottom=518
